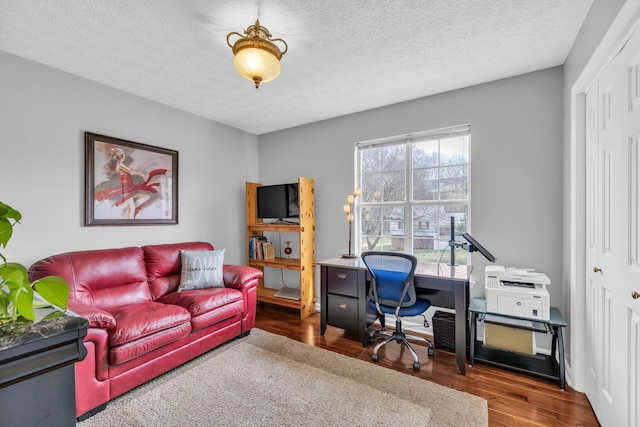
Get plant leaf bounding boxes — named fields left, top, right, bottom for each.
left=0, top=217, right=12, bottom=249
left=0, top=293, right=10, bottom=317
left=0, top=202, right=21, bottom=250
left=0, top=202, right=22, bottom=251
left=1, top=262, right=28, bottom=276
left=40, top=310, right=66, bottom=322
left=1, top=263, right=35, bottom=320
left=33, top=276, right=69, bottom=310
left=0, top=201, right=22, bottom=222
left=0, top=264, right=27, bottom=290
left=14, top=288, right=35, bottom=320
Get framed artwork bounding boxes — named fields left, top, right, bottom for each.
left=85, top=132, right=178, bottom=226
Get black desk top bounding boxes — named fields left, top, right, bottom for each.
left=319, top=256, right=472, bottom=282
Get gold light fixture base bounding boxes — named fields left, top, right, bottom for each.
left=227, top=20, right=288, bottom=89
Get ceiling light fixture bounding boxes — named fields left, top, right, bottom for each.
left=226, top=20, right=288, bottom=89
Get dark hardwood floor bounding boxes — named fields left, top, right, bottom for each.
left=254, top=303, right=600, bottom=427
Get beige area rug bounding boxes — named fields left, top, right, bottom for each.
left=78, top=329, right=487, bottom=427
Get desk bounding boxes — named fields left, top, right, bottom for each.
left=469, top=297, right=567, bottom=389
left=319, top=257, right=472, bottom=375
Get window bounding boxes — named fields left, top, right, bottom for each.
left=356, top=125, right=470, bottom=263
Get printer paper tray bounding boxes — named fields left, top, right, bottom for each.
left=483, top=314, right=547, bottom=333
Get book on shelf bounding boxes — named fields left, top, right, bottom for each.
left=248, top=237, right=274, bottom=260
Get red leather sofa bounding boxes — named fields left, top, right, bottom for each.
left=28, top=241, right=262, bottom=419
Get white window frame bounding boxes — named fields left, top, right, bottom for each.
left=354, top=125, right=471, bottom=262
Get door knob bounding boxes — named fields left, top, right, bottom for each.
left=593, top=266, right=602, bottom=273
left=633, top=291, right=640, bottom=300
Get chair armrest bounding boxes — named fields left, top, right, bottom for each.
left=223, top=264, right=262, bottom=289
left=67, top=300, right=116, bottom=330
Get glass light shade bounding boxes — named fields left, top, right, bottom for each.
left=233, top=47, right=281, bottom=85
left=343, top=204, right=350, bottom=214
left=347, top=195, right=354, bottom=204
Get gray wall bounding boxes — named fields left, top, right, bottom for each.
left=0, top=51, right=259, bottom=266
left=259, top=67, right=564, bottom=310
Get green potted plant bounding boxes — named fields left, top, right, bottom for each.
left=0, top=201, right=69, bottom=323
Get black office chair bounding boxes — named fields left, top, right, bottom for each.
left=361, top=251, right=434, bottom=371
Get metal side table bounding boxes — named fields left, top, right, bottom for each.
left=469, top=297, right=567, bottom=389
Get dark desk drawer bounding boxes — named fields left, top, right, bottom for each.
left=327, top=294, right=358, bottom=331
left=326, top=267, right=358, bottom=297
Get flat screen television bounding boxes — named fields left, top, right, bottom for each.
left=257, top=183, right=299, bottom=221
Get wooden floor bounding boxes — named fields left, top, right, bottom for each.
left=254, top=303, right=600, bottom=427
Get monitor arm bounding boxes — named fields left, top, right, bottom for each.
left=447, top=239, right=476, bottom=265
left=447, top=216, right=462, bottom=266
left=464, top=243, right=480, bottom=253
left=446, top=216, right=478, bottom=265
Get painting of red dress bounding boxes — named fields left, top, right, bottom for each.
left=85, top=132, right=178, bottom=226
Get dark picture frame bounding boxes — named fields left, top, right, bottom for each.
left=85, top=132, right=178, bottom=226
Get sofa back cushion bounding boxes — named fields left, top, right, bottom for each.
left=29, top=247, right=152, bottom=312
left=143, top=241, right=214, bottom=300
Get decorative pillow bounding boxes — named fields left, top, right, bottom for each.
left=178, top=249, right=225, bottom=291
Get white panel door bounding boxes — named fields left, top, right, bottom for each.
left=617, top=27, right=640, bottom=427
left=584, top=81, right=601, bottom=411
left=586, top=26, right=640, bottom=427
left=594, top=46, right=625, bottom=426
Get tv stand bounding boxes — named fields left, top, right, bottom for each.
left=246, top=178, right=315, bottom=319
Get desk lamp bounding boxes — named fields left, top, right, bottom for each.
left=341, top=188, right=360, bottom=258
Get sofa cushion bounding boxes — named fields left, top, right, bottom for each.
left=28, top=246, right=151, bottom=311
left=178, top=249, right=225, bottom=291
left=109, top=323, right=192, bottom=366
left=143, top=242, right=214, bottom=299
left=190, top=300, right=244, bottom=332
left=109, top=302, right=191, bottom=349
left=157, top=287, right=243, bottom=331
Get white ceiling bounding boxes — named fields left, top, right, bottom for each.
left=0, top=0, right=592, bottom=135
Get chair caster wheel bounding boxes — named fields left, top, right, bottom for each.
left=428, top=347, right=435, bottom=356
left=413, top=362, right=420, bottom=371
left=372, top=354, right=379, bottom=362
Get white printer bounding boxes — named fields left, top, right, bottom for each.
left=484, top=265, right=551, bottom=320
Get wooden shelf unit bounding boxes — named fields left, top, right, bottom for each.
left=246, top=177, right=316, bottom=319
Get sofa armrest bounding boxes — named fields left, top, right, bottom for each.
left=68, top=300, right=116, bottom=330
left=223, top=264, right=263, bottom=290
left=223, top=264, right=261, bottom=334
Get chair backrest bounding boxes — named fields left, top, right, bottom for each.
left=361, top=251, right=418, bottom=309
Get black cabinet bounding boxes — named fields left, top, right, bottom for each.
left=320, top=263, right=372, bottom=346
left=0, top=309, right=88, bottom=426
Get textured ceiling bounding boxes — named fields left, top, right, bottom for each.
left=0, top=0, right=592, bottom=135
